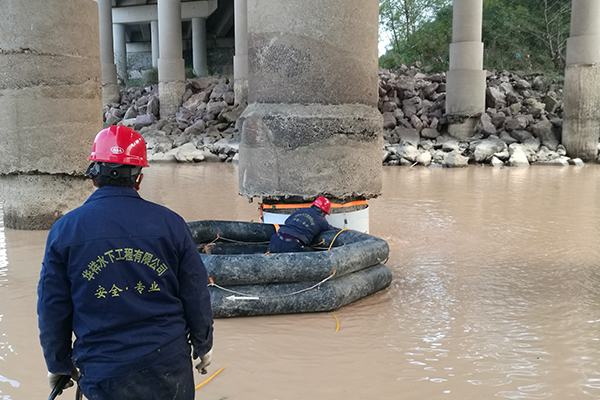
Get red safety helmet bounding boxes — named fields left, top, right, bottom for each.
left=313, top=197, right=331, bottom=215
left=88, top=125, right=149, bottom=167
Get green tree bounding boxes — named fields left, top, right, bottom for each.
left=481, top=0, right=569, bottom=73
left=379, top=0, right=451, bottom=55
left=380, top=0, right=570, bottom=75
left=400, top=6, right=453, bottom=71
left=481, top=0, right=532, bottom=71
left=521, top=0, right=570, bottom=71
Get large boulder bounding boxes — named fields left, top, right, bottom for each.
left=443, top=152, right=469, bottom=168
left=531, top=119, right=559, bottom=151
left=397, top=144, right=420, bottom=162
left=175, top=143, right=205, bottom=163
left=508, top=144, right=530, bottom=167
left=473, top=137, right=507, bottom=163
left=394, top=127, right=420, bottom=147
left=144, top=131, right=173, bottom=155
left=477, top=113, right=497, bottom=136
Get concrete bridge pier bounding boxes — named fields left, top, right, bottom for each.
left=113, top=23, right=128, bottom=83
left=158, top=0, right=186, bottom=117
left=151, top=20, right=159, bottom=68
left=192, top=17, right=208, bottom=77
left=113, top=24, right=128, bottom=82
left=96, top=0, right=120, bottom=104
left=239, top=0, right=382, bottom=231
left=234, top=0, right=248, bottom=105
left=562, top=0, right=600, bottom=162
left=445, top=0, right=486, bottom=140
left=0, top=0, right=102, bottom=229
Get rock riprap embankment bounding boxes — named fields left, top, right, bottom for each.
left=103, top=76, right=244, bottom=163
left=378, top=64, right=578, bottom=168
left=102, top=67, right=584, bottom=167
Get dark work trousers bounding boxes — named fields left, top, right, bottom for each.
left=79, top=349, right=194, bottom=400
left=267, top=234, right=316, bottom=253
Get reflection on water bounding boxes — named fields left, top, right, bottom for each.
left=0, top=202, right=6, bottom=289
left=372, top=166, right=600, bottom=399
left=2, top=164, right=600, bottom=399
left=1, top=222, right=22, bottom=400
left=0, top=201, right=18, bottom=397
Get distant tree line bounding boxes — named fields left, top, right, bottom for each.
left=379, top=0, right=571, bottom=75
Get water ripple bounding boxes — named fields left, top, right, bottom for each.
left=0, top=202, right=6, bottom=289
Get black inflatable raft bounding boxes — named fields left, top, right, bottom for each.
left=187, top=220, right=392, bottom=318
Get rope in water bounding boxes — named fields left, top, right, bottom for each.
left=206, top=229, right=350, bottom=298
left=202, top=233, right=270, bottom=253
left=203, top=227, right=351, bottom=253
left=208, top=270, right=337, bottom=300
left=214, top=236, right=270, bottom=244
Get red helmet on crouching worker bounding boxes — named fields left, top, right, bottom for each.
left=88, top=125, right=149, bottom=167
left=312, top=197, right=331, bottom=215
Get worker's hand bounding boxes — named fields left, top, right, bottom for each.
left=48, top=363, right=79, bottom=392
left=48, top=372, right=74, bottom=391
left=194, top=348, right=213, bottom=375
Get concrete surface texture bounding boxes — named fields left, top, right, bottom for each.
left=246, top=0, right=379, bottom=106
left=239, top=0, right=382, bottom=202
left=562, top=0, right=600, bottom=161
left=239, top=104, right=383, bottom=201
left=0, top=0, right=102, bottom=229
left=192, top=17, right=208, bottom=77
left=158, top=0, right=186, bottom=116
left=113, top=23, right=128, bottom=83
left=1, top=175, right=92, bottom=230
left=233, top=0, right=248, bottom=105
left=445, top=0, right=486, bottom=118
left=562, top=65, right=600, bottom=162
left=97, top=0, right=120, bottom=104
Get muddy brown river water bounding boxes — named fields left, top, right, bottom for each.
left=2, top=163, right=600, bottom=399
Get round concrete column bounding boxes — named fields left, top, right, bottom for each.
left=234, top=0, right=249, bottom=105
left=113, top=23, right=128, bottom=83
left=158, top=0, right=185, bottom=117
left=151, top=20, right=159, bottom=68
left=0, top=0, right=102, bottom=229
left=96, top=0, right=120, bottom=104
left=192, top=17, right=208, bottom=77
left=445, top=0, right=486, bottom=140
left=239, top=0, right=382, bottom=220
left=563, top=0, right=600, bottom=161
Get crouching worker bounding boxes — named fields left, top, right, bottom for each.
left=267, top=197, right=338, bottom=253
left=37, top=125, right=214, bottom=400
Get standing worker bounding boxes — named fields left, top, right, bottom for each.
left=37, top=125, right=213, bottom=400
left=267, top=197, right=339, bottom=253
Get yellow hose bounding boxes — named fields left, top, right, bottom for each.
left=195, top=365, right=226, bottom=389
left=332, top=313, right=340, bottom=332
left=328, top=228, right=350, bottom=250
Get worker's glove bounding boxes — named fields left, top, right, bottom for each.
left=48, top=372, right=73, bottom=396
left=48, top=363, right=79, bottom=392
left=192, top=347, right=213, bottom=375
left=48, top=372, right=74, bottom=390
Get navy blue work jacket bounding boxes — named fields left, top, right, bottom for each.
left=37, top=186, right=213, bottom=379
left=278, top=207, right=337, bottom=245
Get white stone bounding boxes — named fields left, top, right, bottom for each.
left=416, top=151, right=432, bottom=166
left=175, top=143, right=205, bottom=163
left=571, top=158, right=585, bottom=167
left=491, top=156, right=504, bottom=168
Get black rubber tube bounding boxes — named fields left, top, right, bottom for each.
left=188, top=220, right=274, bottom=243
left=209, top=263, right=393, bottom=318
left=187, top=220, right=390, bottom=286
